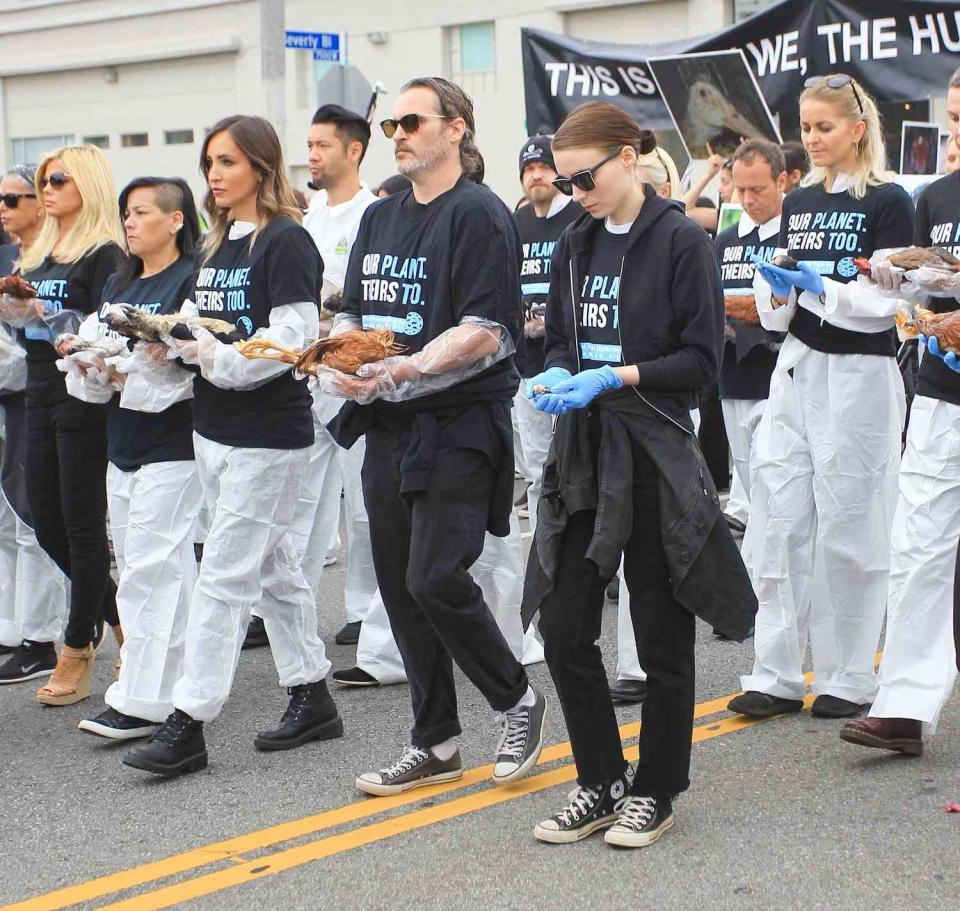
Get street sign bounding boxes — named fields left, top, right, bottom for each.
left=285, top=30, right=342, bottom=62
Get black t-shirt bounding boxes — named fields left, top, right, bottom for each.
left=21, top=243, right=124, bottom=404
left=513, top=200, right=581, bottom=377
left=98, top=260, right=196, bottom=470
left=715, top=222, right=782, bottom=400
left=780, top=182, right=914, bottom=356
left=577, top=226, right=629, bottom=371
left=192, top=217, right=320, bottom=450
left=341, top=176, right=522, bottom=407
left=913, top=172, right=960, bottom=406
left=0, top=244, right=17, bottom=277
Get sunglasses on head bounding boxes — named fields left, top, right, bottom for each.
left=0, top=192, right=37, bottom=209
left=380, top=113, right=452, bottom=139
left=39, top=171, right=71, bottom=190
left=552, top=147, right=623, bottom=196
left=804, top=74, right=864, bottom=115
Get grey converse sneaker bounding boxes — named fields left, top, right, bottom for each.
left=535, top=763, right=636, bottom=844
left=356, top=745, right=463, bottom=796
left=492, top=688, right=547, bottom=785
left=604, top=795, right=674, bottom=848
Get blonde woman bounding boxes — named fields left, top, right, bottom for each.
left=0, top=146, right=124, bottom=705
left=730, top=76, right=914, bottom=720
left=637, top=145, right=682, bottom=200
left=122, top=115, right=340, bottom=777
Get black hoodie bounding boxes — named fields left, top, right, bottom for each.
left=543, top=185, right=724, bottom=428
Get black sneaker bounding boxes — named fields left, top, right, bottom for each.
left=122, top=710, right=208, bottom=777
left=609, top=679, right=648, bottom=704
left=242, top=616, right=269, bottom=650
left=356, top=745, right=463, bottom=796
left=811, top=694, right=867, bottom=718
left=332, top=666, right=380, bottom=687
left=604, top=795, right=675, bottom=848
left=0, top=640, right=56, bottom=684
left=0, top=643, right=16, bottom=656
left=492, top=688, right=547, bottom=785
left=727, top=691, right=803, bottom=718
left=535, top=764, right=636, bottom=844
left=79, top=707, right=159, bottom=740
left=254, top=680, right=344, bottom=751
left=334, top=621, right=362, bottom=646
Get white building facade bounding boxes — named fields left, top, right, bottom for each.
left=0, top=0, right=759, bottom=202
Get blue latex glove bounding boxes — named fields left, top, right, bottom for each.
left=532, top=392, right=568, bottom=415
left=752, top=256, right=824, bottom=297
left=922, top=333, right=960, bottom=372
left=550, top=365, right=624, bottom=410
left=526, top=366, right=572, bottom=399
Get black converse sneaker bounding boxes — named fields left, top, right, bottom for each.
left=356, top=745, right=463, bottom=796
left=0, top=640, right=57, bottom=684
left=604, top=795, right=675, bottom=848
left=535, top=764, right=636, bottom=844
left=78, top=707, right=159, bottom=740
left=492, top=688, right=547, bottom=785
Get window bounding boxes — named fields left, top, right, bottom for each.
left=447, top=22, right=496, bottom=92
left=121, top=133, right=149, bottom=148
left=734, top=0, right=778, bottom=20
left=164, top=129, right=195, bottom=145
left=10, top=135, right=73, bottom=165
left=84, top=135, right=110, bottom=149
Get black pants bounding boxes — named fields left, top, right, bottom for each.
left=539, top=443, right=696, bottom=798
left=25, top=395, right=117, bottom=649
left=361, top=426, right=529, bottom=749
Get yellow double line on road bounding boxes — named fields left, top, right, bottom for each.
left=4, top=688, right=812, bottom=911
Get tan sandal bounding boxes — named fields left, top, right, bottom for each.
left=37, top=645, right=95, bottom=706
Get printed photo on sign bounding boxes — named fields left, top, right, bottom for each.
left=900, top=121, right=940, bottom=176
left=647, top=50, right=782, bottom=160
left=718, top=202, right=744, bottom=235
left=938, top=130, right=951, bottom=175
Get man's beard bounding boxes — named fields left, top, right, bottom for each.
left=396, top=137, right=450, bottom=177
left=526, top=184, right=556, bottom=205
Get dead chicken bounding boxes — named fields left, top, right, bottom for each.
left=724, top=294, right=760, bottom=325
left=54, top=333, right=128, bottom=359
left=855, top=247, right=960, bottom=278
left=0, top=275, right=38, bottom=299
left=896, top=306, right=960, bottom=355
left=103, top=303, right=235, bottom=343
left=234, top=328, right=404, bottom=376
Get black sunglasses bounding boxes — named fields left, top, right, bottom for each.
left=0, top=192, right=37, bottom=209
left=804, top=74, right=864, bottom=115
left=552, top=148, right=623, bottom=196
left=39, top=171, right=71, bottom=190
left=380, top=113, right=451, bottom=139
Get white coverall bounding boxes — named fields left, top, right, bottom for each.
left=740, top=248, right=905, bottom=705
left=169, top=223, right=330, bottom=722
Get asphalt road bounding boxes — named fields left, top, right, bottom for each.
left=1, top=504, right=957, bottom=911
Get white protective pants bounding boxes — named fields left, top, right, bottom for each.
left=870, top=395, right=960, bottom=734
left=355, top=512, right=544, bottom=683
left=171, top=434, right=331, bottom=722
left=0, top=485, right=66, bottom=646
left=514, top=390, right=553, bottom=534
left=721, top=397, right=767, bottom=566
left=104, top=461, right=200, bottom=722
left=741, top=338, right=904, bottom=704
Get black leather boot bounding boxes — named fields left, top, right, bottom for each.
left=122, top=710, right=208, bottom=776
left=254, top=679, right=344, bottom=751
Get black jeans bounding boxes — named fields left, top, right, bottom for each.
left=539, top=441, right=696, bottom=798
left=25, top=395, right=117, bottom=648
left=362, top=426, right=529, bottom=749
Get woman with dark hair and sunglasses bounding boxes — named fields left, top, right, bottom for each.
left=0, top=145, right=125, bottom=706
left=52, top=177, right=204, bottom=741
left=0, top=165, right=68, bottom=684
left=522, top=101, right=756, bottom=848
left=730, top=75, right=914, bottom=723
left=122, top=115, right=341, bottom=778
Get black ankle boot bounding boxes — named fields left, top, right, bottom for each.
left=254, top=679, right=344, bottom=751
left=122, top=709, right=208, bottom=776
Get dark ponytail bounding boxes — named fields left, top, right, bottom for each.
left=553, top=101, right=657, bottom=157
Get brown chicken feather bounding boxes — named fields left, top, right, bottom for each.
left=0, top=275, right=38, bottom=299
left=724, top=294, right=760, bottom=325
left=896, top=306, right=960, bottom=354
left=235, top=329, right=405, bottom=376
left=858, top=247, right=960, bottom=278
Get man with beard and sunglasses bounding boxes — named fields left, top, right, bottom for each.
left=317, top=76, right=546, bottom=796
